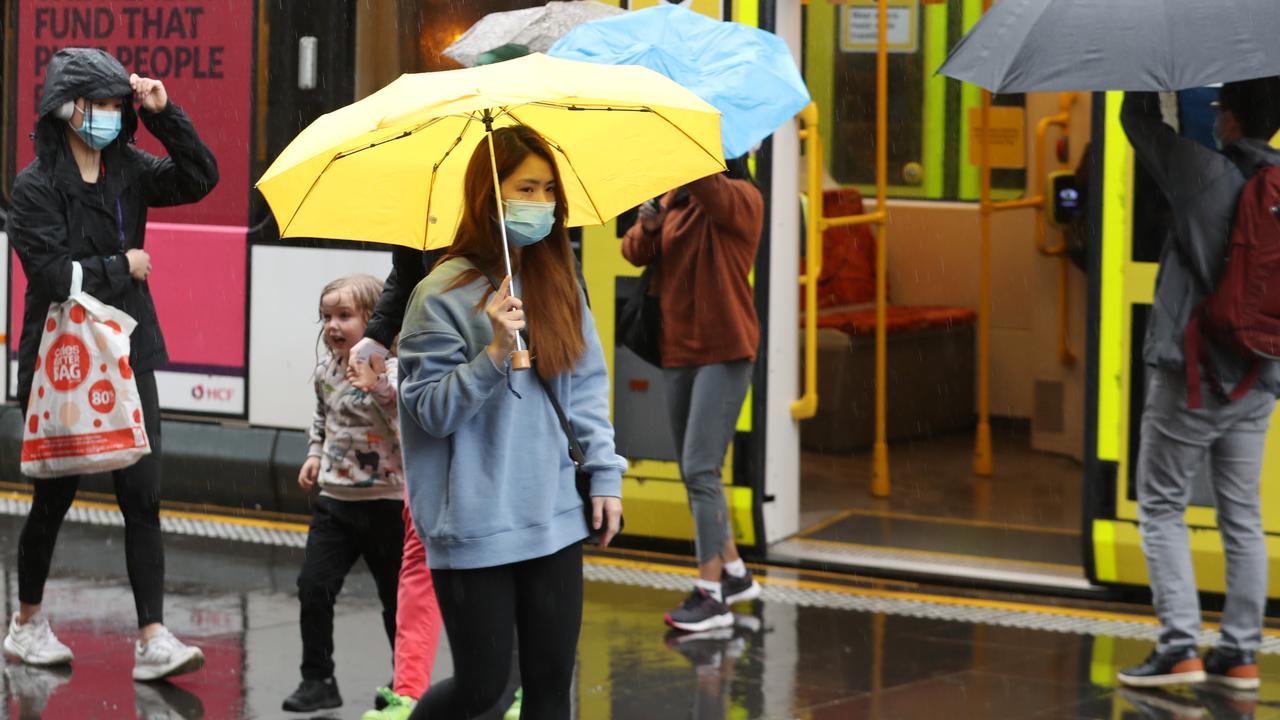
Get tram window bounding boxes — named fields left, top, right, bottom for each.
left=830, top=43, right=926, bottom=188
left=821, top=1, right=1027, bottom=200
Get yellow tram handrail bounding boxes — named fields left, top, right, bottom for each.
left=793, top=103, right=823, bottom=422
left=792, top=103, right=887, bottom=424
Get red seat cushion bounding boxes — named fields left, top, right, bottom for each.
left=816, top=305, right=977, bottom=337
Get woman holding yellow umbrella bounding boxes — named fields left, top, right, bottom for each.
left=258, top=52, right=725, bottom=720
left=397, top=124, right=622, bottom=719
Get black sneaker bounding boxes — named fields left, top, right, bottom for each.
left=1204, top=648, right=1260, bottom=690
left=721, top=569, right=761, bottom=605
left=665, top=588, right=733, bottom=633
left=1117, top=647, right=1207, bottom=688
left=283, top=677, right=342, bottom=712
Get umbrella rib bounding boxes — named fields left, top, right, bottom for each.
left=524, top=101, right=656, bottom=113
left=277, top=152, right=339, bottom=239
left=644, top=105, right=728, bottom=166
left=508, top=107, right=607, bottom=225
left=422, top=114, right=481, bottom=249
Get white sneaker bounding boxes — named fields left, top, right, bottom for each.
left=132, top=626, right=204, bottom=681
left=3, top=613, right=73, bottom=666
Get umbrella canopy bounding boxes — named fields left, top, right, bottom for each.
left=938, top=0, right=1280, bottom=93
left=549, top=3, right=810, bottom=159
left=445, top=1, right=624, bottom=68
left=256, top=53, right=724, bottom=250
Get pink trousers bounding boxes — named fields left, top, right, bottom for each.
left=393, top=496, right=443, bottom=699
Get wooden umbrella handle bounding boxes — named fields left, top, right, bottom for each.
left=510, top=350, right=532, bottom=372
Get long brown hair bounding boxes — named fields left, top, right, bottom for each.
left=444, top=125, right=584, bottom=379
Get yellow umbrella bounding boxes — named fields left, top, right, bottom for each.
left=256, top=52, right=725, bottom=251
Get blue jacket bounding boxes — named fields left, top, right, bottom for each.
left=398, top=258, right=626, bottom=569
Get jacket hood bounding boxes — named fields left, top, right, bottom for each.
left=37, top=48, right=131, bottom=117
left=32, top=48, right=138, bottom=164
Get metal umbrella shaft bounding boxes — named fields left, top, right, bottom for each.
left=485, top=125, right=531, bottom=370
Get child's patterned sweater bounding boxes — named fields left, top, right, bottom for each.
left=307, top=355, right=403, bottom=501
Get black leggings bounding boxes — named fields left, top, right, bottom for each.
left=410, top=542, right=583, bottom=720
left=18, top=371, right=164, bottom=628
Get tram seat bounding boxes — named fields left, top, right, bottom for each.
left=800, top=189, right=977, bottom=453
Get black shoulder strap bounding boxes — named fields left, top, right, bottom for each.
left=477, top=268, right=586, bottom=467
left=534, top=368, right=587, bottom=467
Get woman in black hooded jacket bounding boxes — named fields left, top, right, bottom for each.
left=4, top=48, right=218, bottom=681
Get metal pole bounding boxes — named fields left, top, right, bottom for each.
left=871, top=0, right=891, bottom=496
left=974, top=56, right=994, bottom=476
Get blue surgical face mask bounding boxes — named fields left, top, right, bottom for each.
left=73, top=106, right=122, bottom=150
left=503, top=199, right=556, bottom=247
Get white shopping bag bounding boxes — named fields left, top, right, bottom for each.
left=20, top=288, right=150, bottom=478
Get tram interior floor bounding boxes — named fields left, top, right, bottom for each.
left=1, top=509, right=1279, bottom=719
left=799, top=423, right=1084, bottom=568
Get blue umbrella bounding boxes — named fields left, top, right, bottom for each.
left=548, top=3, right=810, bottom=159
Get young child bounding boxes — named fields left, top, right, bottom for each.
left=283, top=274, right=406, bottom=714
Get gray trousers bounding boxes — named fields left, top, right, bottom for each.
left=1137, top=368, right=1275, bottom=653
left=665, top=360, right=754, bottom=564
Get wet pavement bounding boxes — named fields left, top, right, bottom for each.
left=0, top=512, right=1278, bottom=718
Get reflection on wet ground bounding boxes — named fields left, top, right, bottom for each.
left=1, top=514, right=1279, bottom=719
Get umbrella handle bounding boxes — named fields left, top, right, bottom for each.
left=486, top=126, right=530, bottom=371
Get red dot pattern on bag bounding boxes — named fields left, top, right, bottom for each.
left=28, top=415, right=36, bottom=434
left=69, top=305, right=85, bottom=324
left=45, top=317, right=56, bottom=333
left=100, top=364, right=107, bottom=373
left=36, top=387, right=44, bottom=399
left=118, top=356, right=133, bottom=380
left=33, top=355, right=40, bottom=371
left=93, top=419, right=102, bottom=428
left=133, top=409, right=141, bottom=424
left=88, top=379, right=116, bottom=414
left=104, top=321, right=122, bottom=335
left=44, top=334, right=91, bottom=392
left=42, top=411, right=49, bottom=420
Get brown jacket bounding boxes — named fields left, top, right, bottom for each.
left=622, top=174, right=763, bottom=368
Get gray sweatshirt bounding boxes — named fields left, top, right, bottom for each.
left=397, top=258, right=626, bottom=570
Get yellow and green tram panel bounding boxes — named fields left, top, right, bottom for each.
left=1092, top=91, right=1280, bottom=594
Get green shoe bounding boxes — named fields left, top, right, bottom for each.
left=502, top=687, right=523, bottom=720
left=361, top=688, right=416, bottom=720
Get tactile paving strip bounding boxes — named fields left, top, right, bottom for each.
left=2, top=492, right=1276, bottom=654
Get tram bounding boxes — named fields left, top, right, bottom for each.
left=0, top=0, right=1271, bottom=601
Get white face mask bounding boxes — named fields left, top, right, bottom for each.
left=73, top=105, right=122, bottom=150
left=503, top=199, right=556, bottom=247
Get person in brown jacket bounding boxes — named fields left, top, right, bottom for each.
left=622, top=157, right=764, bottom=632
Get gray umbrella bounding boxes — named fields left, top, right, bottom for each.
left=445, top=1, right=625, bottom=68
left=938, top=0, right=1280, bottom=93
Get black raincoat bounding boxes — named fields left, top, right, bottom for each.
left=8, top=48, right=218, bottom=405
